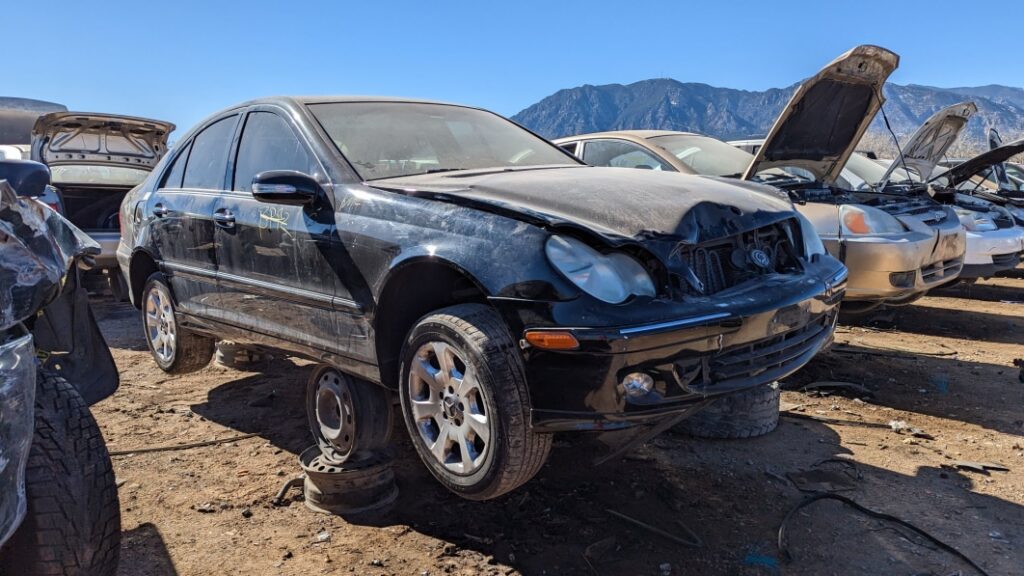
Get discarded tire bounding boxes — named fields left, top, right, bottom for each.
left=214, top=341, right=266, bottom=369
left=300, top=446, right=398, bottom=517
left=306, top=366, right=393, bottom=464
left=675, top=382, right=780, bottom=439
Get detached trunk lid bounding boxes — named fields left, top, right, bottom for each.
left=742, top=45, right=899, bottom=185
left=879, top=102, right=976, bottom=187
left=31, top=112, right=175, bottom=171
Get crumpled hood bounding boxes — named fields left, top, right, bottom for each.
left=371, top=166, right=796, bottom=245
left=880, top=102, right=976, bottom=186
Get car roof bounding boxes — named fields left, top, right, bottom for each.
left=236, top=95, right=471, bottom=109
left=556, top=129, right=700, bottom=141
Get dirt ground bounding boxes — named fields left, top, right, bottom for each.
left=90, top=271, right=1024, bottom=576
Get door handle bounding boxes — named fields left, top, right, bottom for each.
left=152, top=203, right=169, bottom=217
left=213, top=209, right=235, bottom=228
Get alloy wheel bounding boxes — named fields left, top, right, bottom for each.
left=407, top=341, right=490, bottom=475
left=144, top=284, right=176, bottom=363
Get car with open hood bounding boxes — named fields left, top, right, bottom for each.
left=556, top=45, right=965, bottom=313
left=120, top=96, right=846, bottom=500
left=934, top=130, right=1024, bottom=228
left=30, top=112, right=175, bottom=297
left=856, top=106, right=1024, bottom=279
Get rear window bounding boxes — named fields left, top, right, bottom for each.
left=159, top=142, right=191, bottom=189
left=182, top=115, right=238, bottom=190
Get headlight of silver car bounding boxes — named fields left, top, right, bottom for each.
left=795, top=213, right=826, bottom=257
left=839, top=205, right=907, bottom=236
left=545, top=235, right=656, bottom=303
left=954, top=208, right=998, bottom=232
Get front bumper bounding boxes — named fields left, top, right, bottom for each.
left=823, top=217, right=966, bottom=302
left=493, top=263, right=846, bottom=432
left=961, top=228, right=1024, bottom=279
left=0, top=331, right=36, bottom=547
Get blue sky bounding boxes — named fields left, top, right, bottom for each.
left=5, top=0, right=1020, bottom=136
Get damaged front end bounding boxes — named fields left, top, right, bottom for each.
left=0, top=330, right=35, bottom=547
left=0, top=162, right=120, bottom=546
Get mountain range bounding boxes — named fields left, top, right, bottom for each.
left=511, top=81, right=1024, bottom=157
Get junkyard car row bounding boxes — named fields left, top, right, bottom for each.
left=2, top=43, right=1024, bottom=574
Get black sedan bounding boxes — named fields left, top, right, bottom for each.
left=119, top=97, right=847, bottom=499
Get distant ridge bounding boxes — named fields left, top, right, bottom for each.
left=512, top=80, right=1024, bottom=157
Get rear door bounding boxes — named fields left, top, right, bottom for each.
left=146, top=113, right=239, bottom=317
left=210, top=107, right=340, bottom=350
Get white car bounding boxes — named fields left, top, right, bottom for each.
left=856, top=103, right=1024, bottom=279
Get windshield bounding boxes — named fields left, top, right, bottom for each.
left=841, top=153, right=913, bottom=190
left=50, top=165, right=150, bottom=186
left=308, top=102, right=579, bottom=181
left=648, top=134, right=753, bottom=177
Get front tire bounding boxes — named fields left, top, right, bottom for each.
left=0, top=371, right=120, bottom=576
left=398, top=304, right=551, bottom=500
left=141, top=273, right=214, bottom=374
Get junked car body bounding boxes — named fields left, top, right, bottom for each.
left=0, top=159, right=121, bottom=575
left=120, top=96, right=846, bottom=499
left=30, top=112, right=175, bottom=297
left=556, top=45, right=966, bottom=312
left=858, top=105, right=1024, bottom=279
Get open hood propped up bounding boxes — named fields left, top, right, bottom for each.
left=743, top=45, right=899, bottom=185
left=879, top=102, right=976, bottom=187
left=31, top=112, right=175, bottom=170
left=931, top=137, right=1024, bottom=188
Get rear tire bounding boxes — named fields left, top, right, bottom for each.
left=141, top=273, right=214, bottom=374
left=398, top=304, right=551, bottom=500
left=675, top=383, right=780, bottom=439
left=0, top=370, right=120, bottom=576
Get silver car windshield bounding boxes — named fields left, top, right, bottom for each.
left=309, top=102, right=579, bottom=181
left=842, top=153, right=913, bottom=190
left=648, top=134, right=753, bottom=177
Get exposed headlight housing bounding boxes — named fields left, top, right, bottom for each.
left=545, top=235, right=656, bottom=304
left=839, top=205, right=907, bottom=236
left=795, top=213, right=826, bottom=257
left=954, top=208, right=998, bottom=231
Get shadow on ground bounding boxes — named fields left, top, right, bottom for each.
left=117, top=523, right=178, bottom=576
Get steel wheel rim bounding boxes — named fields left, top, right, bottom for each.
left=407, top=341, right=490, bottom=475
left=315, top=370, right=355, bottom=456
left=144, top=285, right=176, bottom=363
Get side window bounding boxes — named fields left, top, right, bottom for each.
left=182, top=115, right=238, bottom=190
left=581, top=140, right=670, bottom=171
left=233, top=112, right=317, bottom=191
left=559, top=141, right=579, bottom=156
left=159, top=141, right=191, bottom=189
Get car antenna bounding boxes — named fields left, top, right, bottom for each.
left=876, top=87, right=912, bottom=192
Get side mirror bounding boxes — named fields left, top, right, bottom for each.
left=0, top=159, right=51, bottom=197
left=251, top=170, right=319, bottom=206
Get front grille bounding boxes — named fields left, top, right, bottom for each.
left=674, top=220, right=802, bottom=296
left=992, top=251, right=1022, bottom=268
left=921, top=257, right=963, bottom=284
left=673, top=312, right=833, bottom=392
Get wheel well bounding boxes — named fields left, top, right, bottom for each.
left=128, top=251, right=159, bottom=309
left=374, top=262, right=488, bottom=390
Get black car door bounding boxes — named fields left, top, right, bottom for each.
left=146, top=113, right=239, bottom=317
left=210, top=107, right=341, bottom=351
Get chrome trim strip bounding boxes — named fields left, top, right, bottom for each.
left=618, top=312, right=731, bottom=335
left=163, top=262, right=361, bottom=310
